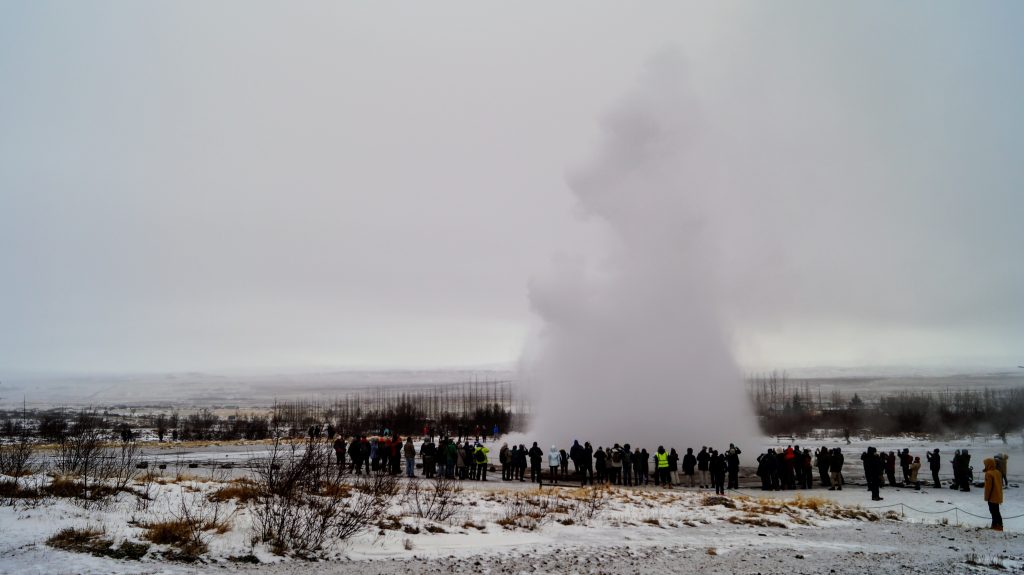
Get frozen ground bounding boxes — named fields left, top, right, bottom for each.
left=0, top=435, right=1021, bottom=574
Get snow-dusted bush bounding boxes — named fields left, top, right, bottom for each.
left=402, top=475, right=462, bottom=522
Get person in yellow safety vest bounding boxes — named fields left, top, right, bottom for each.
left=655, top=446, right=672, bottom=489
left=473, top=443, right=490, bottom=481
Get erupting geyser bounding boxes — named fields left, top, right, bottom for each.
left=525, top=53, right=759, bottom=450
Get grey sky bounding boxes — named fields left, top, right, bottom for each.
left=1, top=2, right=1022, bottom=374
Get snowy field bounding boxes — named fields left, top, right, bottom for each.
left=0, top=435, right=1021, bottom=574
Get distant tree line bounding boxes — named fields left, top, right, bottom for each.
left=749, top=372, right=1024, bottom=441
left=0, top=381, right=519, bottom=443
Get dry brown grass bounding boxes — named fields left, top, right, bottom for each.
left=47, top=526, right=107, bottom=551
left=209, top=480, right=261, bottom=503
left=701, top=495, right=736, bottom=508
left=143, top=520, right=194, bottom=546
left=727, top=515, right=790, bottom=529
left=320, top=482, right=352, bottom=498
left=787, top=495, right=829, bottom=512
left=142, top=515, right=230, bottom=556
left=47, top=526, right=151, bottom=560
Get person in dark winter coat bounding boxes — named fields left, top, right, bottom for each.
left=926, top=449, right=941, bottom=488
left=507, top=445, right=519, bottom=480
left=569, top=440, right=583, bottom=474
left=959, top=450, right=972, bottom=492
left=421, top=439, right=437, bottom=478
left=638, top=448, right=650, bottom=486
left=697, top=447, right=710, bottom=488
left=333, top=436, right=347, bottom=468
left=816, top=447, right=831, bottom=488
left=529, top=442, right=544, bottom=485
left=621, top=444, right=633, bottom=487
left=800, top=449, right=813, bottom=489
left=756, top=449, right=775, bottom=491
left=608, top=445, right=623, bottom=485
left=668, top=448, right=680, bottom=486
left=885, top=451, right=898, bottom=487
left=682, top=448, right=697, bottom=487
left=594, top=446, right=607, bottom=484
left=348, top=436, right=365, bottom=475
left=864, top=447, right=883, bottom=501
left=829, top=448, right=844, bottom=490
left=951, top=450, right=962, bottom=489
left=709, top=450, right=726, bottom=495
left=900, top=448, right=912, bottom=485
left=580, top=442, right=594, bottom=486
left=726, top=444, right=742, bottom=490
left=499, top=443, right=511, bottom=480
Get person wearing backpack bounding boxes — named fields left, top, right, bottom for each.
left=726, top=444, right=742, bottom=490
left=473, top=442, right=490, bottom=481
left=610, top=444, right=623, bottom=485
left=621, top=444, right=634, bottom=487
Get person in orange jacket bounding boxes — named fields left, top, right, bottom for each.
left=983, top=457, right=1004, bottom=531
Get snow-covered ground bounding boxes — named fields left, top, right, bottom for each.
left=1, top=435, right=1021, bottom=574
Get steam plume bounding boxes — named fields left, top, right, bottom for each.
left=526, top=52, right=758, bottom=449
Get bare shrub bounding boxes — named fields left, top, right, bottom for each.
left=253, top=437, right=334, bottom=499
left=103, top=439, right=142, bottom=492
left=56, top=416, right=105, bottom=498
left=0, top=431, right=38, bottom=480
left=251, top=465, right=397, bottom=557
left=145, top=489, right=230, bottom=560
left=496, top=492, right=551, bottom=531
left=567, top=484, right=608, bottom=524
left=403, top=475, right=462, bottom=522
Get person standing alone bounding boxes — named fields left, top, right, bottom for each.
left=983, top=457, right=1004, bottom=531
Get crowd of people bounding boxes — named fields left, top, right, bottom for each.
left=325, top=430, right=1010, bottom=532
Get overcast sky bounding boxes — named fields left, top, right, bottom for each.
left=1, top=2, right=1022, bottom=375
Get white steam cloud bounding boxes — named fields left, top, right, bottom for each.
left=526, top=53, right=759, bottom=449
